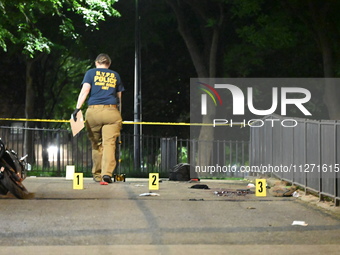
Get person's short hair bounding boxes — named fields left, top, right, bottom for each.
left=95, top=53, right=111, bottom=66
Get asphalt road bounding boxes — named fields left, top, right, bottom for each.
left=0, top=177, right=339, bottom=255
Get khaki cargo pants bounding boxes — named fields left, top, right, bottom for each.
left=85, top=105, right=122, bottom=179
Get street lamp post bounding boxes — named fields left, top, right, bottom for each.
left=134, top=0, right=142, bottom=171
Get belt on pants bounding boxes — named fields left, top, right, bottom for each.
left=88, top=104, right=117, bottom=109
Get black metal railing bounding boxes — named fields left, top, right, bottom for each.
left=0, top=126, right=249, bottom=179
left=250, top=114, right=340, bottom=205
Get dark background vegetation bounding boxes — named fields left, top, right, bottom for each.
left=1, top=0, right=339, bottom=141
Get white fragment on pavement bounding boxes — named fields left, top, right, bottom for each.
left=292, top=191, right=299, bottom=197
left=139, top=192, right=160, bottom=197
left=247, top=183, right=255, bottom=188
left=292, top=221, right=308, bottom=226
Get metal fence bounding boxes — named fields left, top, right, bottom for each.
left=189, top=139, right=249, bottom=178
left=250, top=114, right=340, bottom=205
left=0, top=126, right=249, bottom=179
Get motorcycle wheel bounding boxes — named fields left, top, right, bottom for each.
left=0, top=170, right=29, bottom=199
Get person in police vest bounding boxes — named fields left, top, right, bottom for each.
left=73, top=53, right=124, bottom=183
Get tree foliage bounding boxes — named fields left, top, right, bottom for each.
left=0, top=0, right=120, bottom=57
left=1, top=0, right=340, bottom=141
left=0, top=0, right=120, bottom=131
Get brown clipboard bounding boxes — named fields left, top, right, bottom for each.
left=70, top=110, right=85, bottom=136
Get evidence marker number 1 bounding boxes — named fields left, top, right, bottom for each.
left=73, top=173, right=84, bottom=190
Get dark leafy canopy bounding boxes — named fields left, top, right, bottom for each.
left=0, top=0, right=120, bottom=128
left=0, top=0, right=120, bottom=57
left=166, top=0, right=339, bottom=140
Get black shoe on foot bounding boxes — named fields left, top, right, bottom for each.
left=102, top=175, right=112, bottom=183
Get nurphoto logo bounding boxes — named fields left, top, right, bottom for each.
left=190, top=78, right=329, bottom=178
left=193, top=79, right=313, bottom=128
left=200, top=83, right=311, bottom=116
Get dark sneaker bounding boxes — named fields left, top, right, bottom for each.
left=102, top=175, right=112, bottom=183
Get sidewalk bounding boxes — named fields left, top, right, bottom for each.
left=0, top=177, right=340, bottom=255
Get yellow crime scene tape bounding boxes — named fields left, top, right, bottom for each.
left=0, top=118, right=248, bottom=126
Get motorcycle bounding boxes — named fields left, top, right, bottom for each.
left=0, top=139, right=31, bottom=199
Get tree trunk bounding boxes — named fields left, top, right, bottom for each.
left=166, top=0, right=208, bottom=77
left=167, top=0, right=224, bottom=169
left=319, top=36, right=340, bottom=119
left=308, top=1, right=340, bottom=120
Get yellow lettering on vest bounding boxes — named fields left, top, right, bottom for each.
left=94, top=72, right=117, bottom=88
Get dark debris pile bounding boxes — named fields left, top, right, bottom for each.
left=214, top=189, right=255, bottom=197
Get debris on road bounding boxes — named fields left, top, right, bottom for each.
left=292, top=191, right=300, bottom=197
left=190, top=184, right=210, bottom=189
left=139, top=192, right=160, bottom=197
left=188, top=178, right=200, bottom=182
left=292, top=221, right=308, bottom=226
left=270, top=181, right=297, bottom=197
left=214, top=189, right=254, bottom=197
left=247, top=183, right=255, bottom=188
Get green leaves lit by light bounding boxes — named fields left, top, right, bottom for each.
left=59, top=17, right=79, bottom=40
left=72, top=0, right=121, bottom=29
left=22, top=32, right=53, bottom=58
left=0, top=26, right=14, bottom=52
left=0, top=0, right=120, bottom=56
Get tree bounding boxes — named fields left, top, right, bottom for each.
left=166, top=0, right=229, bottom=166
left=0, top=0, right=120, bottom=159
left=230, top=0, right=340, bottom=119
left=282, top=0, right=340, bottom=119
